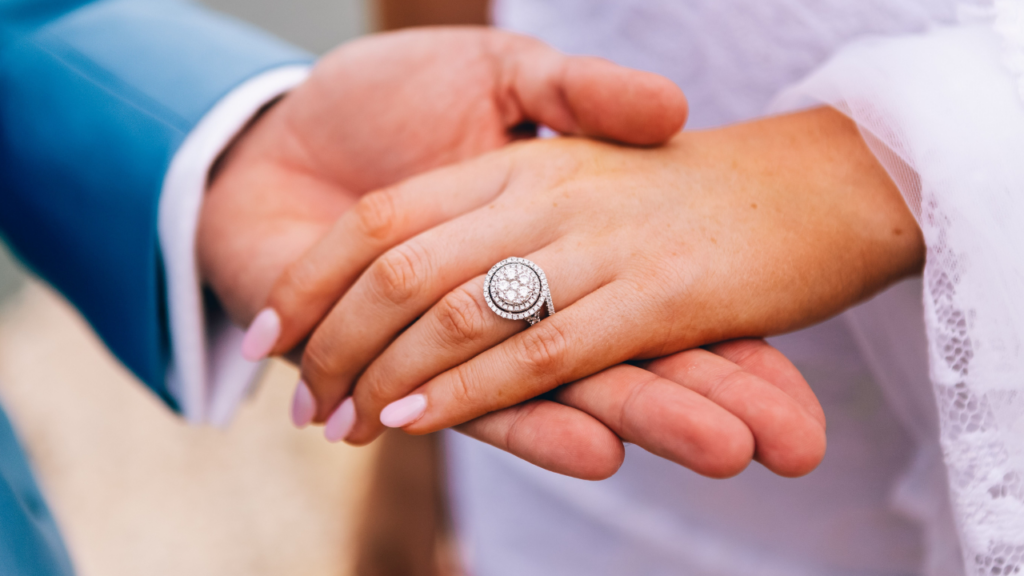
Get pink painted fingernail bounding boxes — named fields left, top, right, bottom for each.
left=380, top=395, right=427, bottom=428
left=241, top=308, right=281, bottom=361
left=290, top=380, right=316, bottom=429
left=324, top=398, right=356, bottom=443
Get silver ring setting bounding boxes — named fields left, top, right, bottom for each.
left=483, top=257, right=555, bottom=326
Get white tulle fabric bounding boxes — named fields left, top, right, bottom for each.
left=773, top=13, right=1024, bottom=574
left=994, top=0, right=1024, bottom=98
left=450, top=1, right=1024, bottom=575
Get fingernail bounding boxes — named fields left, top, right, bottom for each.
left=537, top=125, right=559, bottom=139
left=324, top=398, right=356, bottom=443
left=380, top=395, right=427, bottom=428
left=241, top=308, right=281, bottom=361
left=290, top=380, right=316, bottom=429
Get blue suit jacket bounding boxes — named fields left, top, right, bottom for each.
left=0, top=1, right=312, bottom=573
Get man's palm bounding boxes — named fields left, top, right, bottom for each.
left=195, top=29, right=827, bottom=480
left=198, top=27, right=687, bottom=323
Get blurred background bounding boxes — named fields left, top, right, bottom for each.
left=0, top=1, right=486, bottom=575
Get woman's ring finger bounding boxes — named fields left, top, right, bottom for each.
left=483, top=257, right=556, bottom=326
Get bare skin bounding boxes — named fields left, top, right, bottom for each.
left=201, top=28, right=835, bottom=480
left=260, top=107, right=922, bottom=474
left=199, top=27, right=686, bottom=324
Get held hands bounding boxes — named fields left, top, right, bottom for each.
left=257, top=108, right=924, bottom=478
left=268, top=107, right=919, bottom=437
left=199, top=26, right=687, bottom=325
left=201, top=27, right=814, bottom=479
left=199, top=29, right=896, bottom=481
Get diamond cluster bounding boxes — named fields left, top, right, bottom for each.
left=483, top=257, right=550, bottom=321
left=490, top=263, right=541, bottom=312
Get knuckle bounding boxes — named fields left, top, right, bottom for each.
left=710, top=338, right=765, bottom=368
left=301, top=340, right=344, bottom=384
left=504, top=401, right=543, bottom=453
left=617, top=371, right=658, bottom=434
left=356, top=359, right=409, bottom=410
left=705, top=369, right=749, bottom=404
left=352, top=189, right=398, bottom=243
left=370, top=243, right=427, bottom=306
left=356, top=372, right=393, bottom=410
left=515, top=322, right=571, bottom=375
left=446, top=367, right=477, bottom=406
left=434, top=287, right=487, bottom=345
left=271, top=258, right=324, bottom=311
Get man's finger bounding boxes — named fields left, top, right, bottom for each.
left=644, top=346, right=827, bottom=477
left=451, top=340, right=822, bottom=481
left=555, top=364, right=756, bottom=478
left=296, top=205, right=552, bottom=424
left=343, top=242, right=610, bottom=444
left=455, top=399, right=625, bottom=481
left=705, top=338, right=827, bottom=430
left=497, top=35, right=688, bottom=144
left=379, top=280, right=645, bottom=435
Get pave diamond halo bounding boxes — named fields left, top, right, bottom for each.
left=483, top=257, right=555, bottom=325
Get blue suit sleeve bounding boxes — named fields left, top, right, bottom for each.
left=0, top=0, right=314, bottom=410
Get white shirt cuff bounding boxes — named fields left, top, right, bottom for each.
left=158, top=65, right=311, bottom=426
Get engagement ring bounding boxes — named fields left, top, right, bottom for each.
left=483, top=257, right=555, bottom=326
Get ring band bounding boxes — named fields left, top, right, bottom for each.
left=483, top=257, right=555, bottom=326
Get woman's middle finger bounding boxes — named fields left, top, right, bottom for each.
left=262, top=149, right=517, bottom=356
left=299, top=207, right=558, bottom=422
left=341, top=241, right=614, bottom=444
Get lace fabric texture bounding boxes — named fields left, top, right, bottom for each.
left=490, top=0, right=1024, bottom=574
left=774, top=15, right=1024, bottom=573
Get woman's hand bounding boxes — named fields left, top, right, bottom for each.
left=198, top=26, right=687, bottom=325
left=262, top=107, right=919, bottom=465
left=201, top=26, right=784, bottom=480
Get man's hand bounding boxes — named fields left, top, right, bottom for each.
left=256, top=107, right=922, bottom=479
left=266, top=107, right=917, bottom=442
left=198, top=28, right=826, bottom=481
left=456, top=338, right=827, bottom=480
left=198, top=26, right=687, bottom=324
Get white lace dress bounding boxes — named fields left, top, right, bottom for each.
left=444, top=1, right=1024, bottom=575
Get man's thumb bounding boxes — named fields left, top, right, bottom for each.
left=560, top=56, right=688, bottom=145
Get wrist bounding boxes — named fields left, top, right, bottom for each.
left=196, top=83, right=351, bottom=328
left=197, top=93, right=291, bottom=325
left=206, top=94, right=286, bottom=188
left=708, top=107, right=924, bottom=296
left=795, top=107, right=925, bottom=284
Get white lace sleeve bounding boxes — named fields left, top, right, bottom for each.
left=772, top=11, right=1024, bottom=575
